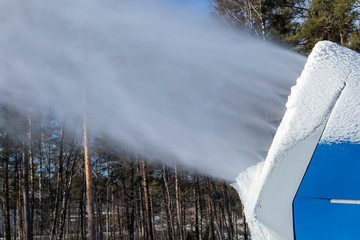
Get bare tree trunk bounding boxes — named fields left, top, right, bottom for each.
left=96, top=194, right=104, bottom=240
left=193, top=175, right=200, bottom=240
left=13, top=202, right=17, bottom=240
left=106, top=160, right=110, bottom=240
left=340, top=30, right=344, bottom=46
left=162, top=165, right=175, bottom=240
left=150, top=193, right=155, bottom=238
left=23, top=114, right=33, bottom=240
left=3, top=130, right=11, bottom=240
left=234, top=214, right=238, bottom=240
left=137, top=166, right=145, bottom=240
left=83, top=90, right=97, bottom=240
left=59, top=151, right=78, bottom=240
left=116, top=202, right=122, bottom=239
left=94, top=164, right=104, bottom=240
left=121, top=174, right=131, bottom=239
left=51, top=123, right=65, bottom=240
left=141, top=160, right=153, bottom=240
left=181, top=199, right=186, bottom=239
left=196, top=176, right=204, bottom=239
left=128, top=156, right=135, bottom=240
left=208, top=180, right=222, bottom=240
left=223, top=182, right=234, bottom=240
left=111, top=185, right=115, bottom=240
left=38, top=121, right=45, bottom=240
left=28, top=113, right=35, bottom=229
left=207, top=195, right=215, bottom=240
left=119, top=210, right=123, bottom=239
left=242, top=203, right=249, bottom=240
left=259, top=0, right=266, bottom=40
left=174, top=164, right=184, bottom=240
left=16, top=153, right=24, bottom=240
left=80, top=165, right=86, bottom=240
left=46, top=140, right=53, bottom=221
left=212, top=181, right=226, bottom=240
left=66, top=201, right=71, bottom=240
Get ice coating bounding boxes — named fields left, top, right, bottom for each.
left=236, top=42, right=360, bottom=240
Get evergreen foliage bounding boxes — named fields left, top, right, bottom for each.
left=212, top=0, right=360, bottom=54
left=292, top=0, right=360, bottom=54
left=261, top=0, right=306, bottom=41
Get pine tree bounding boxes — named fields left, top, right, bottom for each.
left=83, top=90, right=97, bottom=240
left=212, top=0, right=306, bottom=41
left=261, top=0, right=306, bottom=42
left=292, top=0, right=360, bottom=54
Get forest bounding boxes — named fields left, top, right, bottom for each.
left=213, top=0, right=360, bottom=54
left=0, top=105, right=249, bottom=240
left=2, top=0, right=360, bottom=240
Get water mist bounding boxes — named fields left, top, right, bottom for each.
left=0, top=0, right=306, bottom=180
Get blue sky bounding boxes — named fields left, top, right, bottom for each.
left=176, top=0, right=211, bottom=14
left=185, top=0, right=210, bottom=10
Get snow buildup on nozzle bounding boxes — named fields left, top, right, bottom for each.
left=236, top=41, right=360, bottom=240
left=0, top=0, right=305, bottom=180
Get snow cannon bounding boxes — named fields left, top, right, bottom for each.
left=236, top=41, right=360, bottom=240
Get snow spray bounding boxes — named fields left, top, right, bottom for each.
left=0, top=0, right=305, bottom=180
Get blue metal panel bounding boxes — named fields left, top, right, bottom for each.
left=293, top=143, right=360, bottom=240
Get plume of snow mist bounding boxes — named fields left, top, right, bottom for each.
left=0, top=0, right=306, bottom=180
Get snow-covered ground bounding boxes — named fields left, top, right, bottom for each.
left=235, top=41, right=360, bottom=240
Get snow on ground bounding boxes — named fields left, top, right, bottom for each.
left=235, top=41, right=360, bottom=240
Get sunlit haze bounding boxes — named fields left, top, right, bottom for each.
left=0, top=0, right=306, bottom=180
